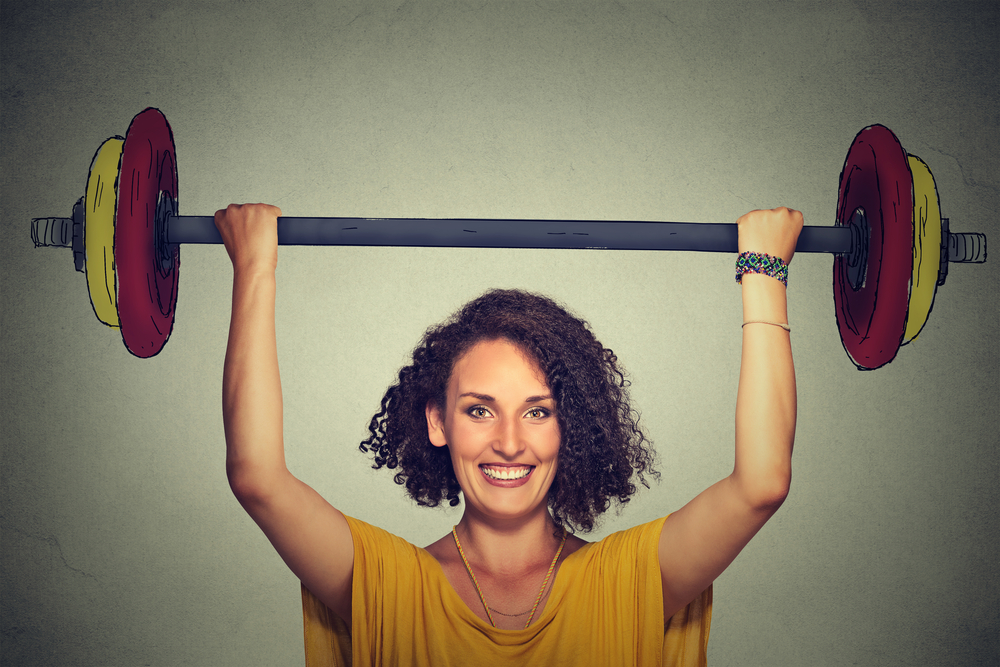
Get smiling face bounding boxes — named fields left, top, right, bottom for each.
left=426, top=338, right=561, bottom=524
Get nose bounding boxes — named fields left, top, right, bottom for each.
left=492, top=416, right=526, bottom=459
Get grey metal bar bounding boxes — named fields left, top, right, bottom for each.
left=167, top=215, right=854, bottom=254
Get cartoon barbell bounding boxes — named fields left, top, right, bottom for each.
left=31, top=108, right=986, bottom=368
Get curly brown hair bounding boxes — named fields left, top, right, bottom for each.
left=359, top=288, right=657, bottom=533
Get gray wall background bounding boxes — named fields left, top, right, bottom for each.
left=2, top=1, right=997, bottom=665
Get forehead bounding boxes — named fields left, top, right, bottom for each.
left=448, top=339, right=549, bottom=394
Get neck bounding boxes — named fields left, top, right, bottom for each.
left=454, top=507, right=563, bottom=575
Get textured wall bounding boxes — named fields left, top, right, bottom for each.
left=2, top=1, right=997, bottom=665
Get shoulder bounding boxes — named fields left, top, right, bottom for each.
left=344, top=515, right=425, bottom=568
left=590, top=516, right=668, bottom=556
left=347, top=517, right=454, bottom=605
left=558, top=517, right=667, bottom=584
left=551, top=519, right=670, bottom=629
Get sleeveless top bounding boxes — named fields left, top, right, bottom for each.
left=302, top=514, right=711, bottom=666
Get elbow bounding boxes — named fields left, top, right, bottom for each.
left=757, top=475, right=790, bottom=512
left=227, top=463, right=259, bottom=507
left=736, top=463, right=791, bottom=514
left=750, top=467, right=791, bottom=513
left=227, top=460, right=278, bottom=512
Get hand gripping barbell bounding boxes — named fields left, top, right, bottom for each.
left=31, top=108, right=987, bottom=368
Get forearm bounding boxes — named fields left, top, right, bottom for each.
left=223, top=266, right=288, bottom=498
left=733, top=274, right=796, bottom=507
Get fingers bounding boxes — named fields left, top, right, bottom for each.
left=214, top=203, right=282, bottom=272
left=214, top=203, right=282, bottom=230
left=736, top=207, right=804, bottom=264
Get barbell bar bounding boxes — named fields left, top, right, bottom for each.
left=30, top=108, right=987, bottom=368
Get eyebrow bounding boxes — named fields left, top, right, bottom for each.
left=458, top=392, right=554, bottom=403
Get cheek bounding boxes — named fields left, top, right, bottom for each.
left=540, top=425, right=562, bottom=460
left=446, top=417, right=479, bottom=444
left=442, top=419, right=486, bottom=465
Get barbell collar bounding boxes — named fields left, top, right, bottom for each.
left=31, top=217, right=74, bottom=248
left=947, top=232, right=987, bottom=263
left=31, top=198, right=86, bottom=272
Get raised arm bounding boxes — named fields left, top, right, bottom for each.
left=658, top=207, right=802, bottom=619
left=217, top=203, right=354, bottom=622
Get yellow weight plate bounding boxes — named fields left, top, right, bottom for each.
left=85, top=136, right=124, bottom=327
left=903, top=154, right=942, bottom=344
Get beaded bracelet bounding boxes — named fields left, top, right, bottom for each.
left=735, top=251, right=788, bottom=286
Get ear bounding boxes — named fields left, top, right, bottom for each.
left=425, top=400, right=448, bottom=448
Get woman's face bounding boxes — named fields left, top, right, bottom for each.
left=426, top=338, right=561, bottom=524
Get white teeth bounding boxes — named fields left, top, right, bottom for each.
left=482, top=466, right=532, bottom=480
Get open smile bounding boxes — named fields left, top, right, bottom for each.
left=480, top=464, right=535, bottom=487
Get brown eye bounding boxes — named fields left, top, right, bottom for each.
left=525, top=408, right=550, bottom=419
left=468, top=406, right=492, bottom=419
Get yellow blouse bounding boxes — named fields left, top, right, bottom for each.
left=303, top=515, right=711, bottom=666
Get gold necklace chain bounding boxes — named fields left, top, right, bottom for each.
left=452, top=525, right=567, bottom=629
left=488, top=605, right=533, bottom=617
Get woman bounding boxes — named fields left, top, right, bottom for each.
left=216, top=203, right=801, bottom=665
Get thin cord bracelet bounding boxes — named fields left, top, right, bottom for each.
left=742, top=321, right=791, bottom=332
left=735, top=251, right=788, bottom=286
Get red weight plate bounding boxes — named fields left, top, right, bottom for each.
left=833, top=125, right=912, bottom=370
left=115, top=108, right=179, bottom=358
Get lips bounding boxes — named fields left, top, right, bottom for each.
left=479, top=465, right=535, bottom=487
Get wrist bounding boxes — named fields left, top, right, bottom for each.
left=735, top=251, right=788, bottom=286
left=740, top=274, right=788, bottom=323
left=233, top=261, right=277, bottom=282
